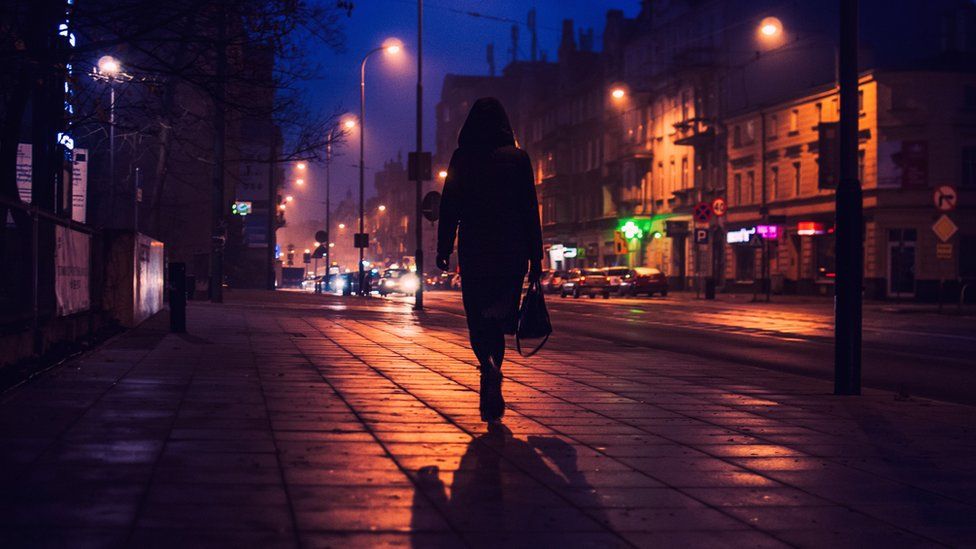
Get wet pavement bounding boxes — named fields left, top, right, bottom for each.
left=1, top=289, right=974, bottom=547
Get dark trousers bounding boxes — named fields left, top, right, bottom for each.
left=460, top=274, right=524, bottom=370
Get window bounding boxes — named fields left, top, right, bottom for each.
left=733, top=125, right=742, bottom=147
left=733, top=173, right=742, bottom=205
left=746, top=120, right=756, bottom=143
left=768, top=114, right=778, bottom=138
left=858, top=149, right=865, bottom=183
left=858, top=90, right=864, bottom=114
left=669, top=157, right=677, bottom=192
left=747, top=171, right=755, bottom=204
left=771, top=166, right=780, bottom=200
left=789, top=109, right=799, bottom=133
left=792, top=161, right=802, bottom=196
left=815, top=102, right=823, bottom=124
left=814, top=232, right=836, bottom=280
left=681, top=157, right=689, bottom=188
left=963, top=147, right=976, bottom=187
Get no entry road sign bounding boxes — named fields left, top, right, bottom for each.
left=694, top=202, right=713, bottom=223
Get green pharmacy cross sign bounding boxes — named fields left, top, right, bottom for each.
left=618, top=218, right=651, bottom=240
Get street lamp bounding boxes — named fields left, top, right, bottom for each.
left=378, top=204, right=386, bottom=212
left=296, top=162, right=307, bottom=170
left=611, top=87, right=626, bottom=100
left=357, top=38, right=402, bottom=295
left=285, top=195, right=293, bottom=202
left=759, top=17, right=783, bottom=38
left=438, top=170, right=448, bottom=179
left=93, top=55, right=130, bottom=228
left=325, top=115, right=356, bottom=287
left=296, top=178, right=304, bottom=186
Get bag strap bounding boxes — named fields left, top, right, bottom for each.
left=516, top=280, right=550, bottom=357
left=516, top=330, right=549, bottom=357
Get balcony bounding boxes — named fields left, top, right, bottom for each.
left=673, top=117, right=715, bottom=147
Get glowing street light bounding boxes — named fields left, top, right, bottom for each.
left=357, top=38, right=402, bottom=295
left=279, top=204, right=286, bottom=211
left=338, top=223, right=346, bottom=229
left=296, top=178, right=304, bottom=186
left=97, top=55, right=121, bottom=77
left=611, top=87, right=626, bottom=100
left=378, top=204, right=386, bottom=212
left=438, top=170, right=448, bottom=179
left=285, top=195, right=294, bottom=202
left=296, top=162, right=307, bottom=170
left=759, top=17, right=783, bottom=38
left=343, top=118, right=357, bottom=130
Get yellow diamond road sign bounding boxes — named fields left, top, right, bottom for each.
left=932, top=215, right=958, bottom=243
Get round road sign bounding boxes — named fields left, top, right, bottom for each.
left=933, top=186, right=957, bottom=211
left=711, top=197, right=727, bottom=217
left=693, top=202, right=713, bottom=223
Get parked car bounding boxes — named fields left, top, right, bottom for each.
left=426, top=272, right=455, bottom=291
left=560, top=268, right=610, bottom=299
left=602, top=267, right=632, bottom=294
left=618, top=267, right=669, bottom=297
left=541, top=270, right=569, bottom=293
left=377, top=268, right=421, bottom=296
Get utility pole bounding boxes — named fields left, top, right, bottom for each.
left=834, top=0, right=862, bottom=395
left=414, top=0, right=425, bottom=311
left=210, top=3, right=227, bottom=303
left=267, top=131, right=278, bottom=290
left=326, top=133, right=333, bottom=283
left=761, top=111, right=770, bottom=302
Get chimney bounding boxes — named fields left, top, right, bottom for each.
left=528, top=9, right=538, bottom=62
left=559, top=19, right=576, bottom=60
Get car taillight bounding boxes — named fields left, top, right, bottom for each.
left=580, top=276, right=586, bottom=281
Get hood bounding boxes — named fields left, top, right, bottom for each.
left=457, top=97, right=516, bottom=150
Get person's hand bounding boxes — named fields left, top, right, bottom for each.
left=436, top=254, right=451, bottom=271
left=528, top=259, right=542, bottom=283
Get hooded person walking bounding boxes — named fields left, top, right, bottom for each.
left=436, top=97, right=543, bottom=424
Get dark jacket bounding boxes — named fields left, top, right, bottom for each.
left=437, top=98, right=543, bottom=277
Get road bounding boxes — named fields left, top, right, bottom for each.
left=384, top=290, right=976, bottom=406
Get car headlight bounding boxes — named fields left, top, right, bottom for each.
left=400, top=274, right=420, bottom=293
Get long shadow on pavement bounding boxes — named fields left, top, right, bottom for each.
left=410, top=424, right=614, bottom=547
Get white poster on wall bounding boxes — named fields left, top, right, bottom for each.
left=55, top=225, right=90, bottom=316
left=72, top=148, right=88, bottom=222
left=16, top=143, right=31, bottom=202
left=13, top=144, right=88, bottom=223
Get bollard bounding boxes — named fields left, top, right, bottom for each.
left=169, top=262, right=187, bottom=333
left=704, top=277, right=716, bottom=300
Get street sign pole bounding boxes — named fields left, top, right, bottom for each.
left=834, top=0, right=862, bottom=395
left=413, top=0, right=425, bottom=311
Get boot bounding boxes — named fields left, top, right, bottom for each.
left=479, top=357, right=505, bottom=422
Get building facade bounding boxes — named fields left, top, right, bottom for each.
left=723, top=71, right=976, bottom=300
left=434, top=0, right=976, bottom=299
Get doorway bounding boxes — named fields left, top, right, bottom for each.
left=888, top=228, right=916, bottom=298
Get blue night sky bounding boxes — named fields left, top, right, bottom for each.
left=286, top=0, right=639, bottom=227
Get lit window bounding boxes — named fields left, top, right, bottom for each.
left=789, top=109, right=799, bottom=132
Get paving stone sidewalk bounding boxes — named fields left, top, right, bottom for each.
left=1, top=289, right=974, bottom=548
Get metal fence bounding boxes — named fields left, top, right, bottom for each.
left=1, top=195, right=102, bottom=362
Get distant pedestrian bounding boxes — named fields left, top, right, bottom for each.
left=436, top=97, right=543, bottom=424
